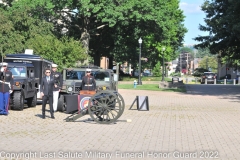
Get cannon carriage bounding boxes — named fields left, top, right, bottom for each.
left=65, top=90, right=125, bottom=124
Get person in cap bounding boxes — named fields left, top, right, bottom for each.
left=51, top=63, right=63, bottom=112
left=0, top=62, right=13, bottom=115
left=81, top=68, right=96, bottom=90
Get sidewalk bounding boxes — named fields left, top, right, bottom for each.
left=0, top=89, right=239, bottom=160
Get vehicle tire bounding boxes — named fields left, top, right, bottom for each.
left=27, top=92, right=37, bottom=107
left=12, top=91, right=24, bottom=110
left=57, top=94, right=65, bottom=112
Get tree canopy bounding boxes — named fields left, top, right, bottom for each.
left=194, top=0, right=240, bottom=64
left=0, top=0, right=187, bottom=69
left=198, top=56, right=218, bottom=73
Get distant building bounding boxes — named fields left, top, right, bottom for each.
left=217, top=62, right=239, bottom=80
left=100, top=57, right=109, bottom=69
left=175, top=52, right=193, bottom=74
left=168, top=59, right=178, bottom=75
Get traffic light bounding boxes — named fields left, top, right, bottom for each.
left=226, top=68, right=229, bottom=70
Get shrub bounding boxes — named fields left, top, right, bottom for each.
left=192, top=68, right=208, bottom=77
left=170, top=72, right=181, bottom=77
left=152, top=61, right=162, bottom=77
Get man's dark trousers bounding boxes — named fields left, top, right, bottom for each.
left=42, top=95, right=54, bottom=118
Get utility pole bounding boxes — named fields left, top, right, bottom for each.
left=185, top=53, right=191, bottom=75
left=179, top=53, right=182, bottom=74
left=193, top=50, right=196, bottom=72
left=186, top=53, right=188, bottom=74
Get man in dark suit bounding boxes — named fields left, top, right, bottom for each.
left=40, top=68, right=55, bottom=119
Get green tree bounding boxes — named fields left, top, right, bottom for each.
left=192, top=68, right=209, bottom=77
left=0, top=5, right=86, bottom=69
left=152, top=61, right=162, bottom=77
left=194, top=0, right=240, bottom=62
left=0, top=9, right=24, bottom=55
left=199, top=56, right=218, bottom=73
left=25, top=35, right=86, bottom=70
left=196, top=47, right=212, bottom=58
left=1, top=0, right=187, bottom=69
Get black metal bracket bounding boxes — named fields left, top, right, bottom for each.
left=129, top=97, right=137, bottom=110
left=129, top=96, right=149, bottom=111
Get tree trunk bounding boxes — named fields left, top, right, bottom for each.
left=80, top=31, right=90, bottom=65
left=108, top=57, right=114, bottom=70
left=94, top=51, right=101, bottom=66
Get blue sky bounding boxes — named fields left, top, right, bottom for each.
left=179, top=0, right=209, bottom=45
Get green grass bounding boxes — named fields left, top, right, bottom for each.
left=120, top=76, right=171, bottom=81
left=118, top=84, right=186, bottom=92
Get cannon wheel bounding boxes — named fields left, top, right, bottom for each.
left=88, top=90, right=125, bottom=124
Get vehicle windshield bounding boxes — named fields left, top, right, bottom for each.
left=66, top=71, right=85, bottom=80
left=66, top=70, right=110, bottom=81
left=92, top=71, right=110, bottom=81
left=8, top=67, right=27, bottom=77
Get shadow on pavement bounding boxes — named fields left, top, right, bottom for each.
left=184, top=84, right=240, bottom=102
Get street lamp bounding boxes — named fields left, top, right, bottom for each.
left=138, top=38, right=142, bottom=85
left=162, top=47, right=165, bottom=81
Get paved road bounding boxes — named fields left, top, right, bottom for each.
left=186, top=84, right=240, bottom=102
left=0, top=85, right=240, bottom=160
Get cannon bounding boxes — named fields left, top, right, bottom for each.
left=64, top=90, right=125, bottom=124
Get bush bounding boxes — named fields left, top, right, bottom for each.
left=170, top=72, right=181, bottom=77
left=152, top=61, right=162, bottom=77
left=192, top=68, right=208, bottom=77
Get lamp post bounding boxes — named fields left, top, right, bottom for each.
left=162, top=47, right=165, bottom=81
left=138, top=38, right=142, bottom=85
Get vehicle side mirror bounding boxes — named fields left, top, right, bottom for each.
left=30, top=72, right=34, bottom=78
left=113, top=74, right=118, bottom=82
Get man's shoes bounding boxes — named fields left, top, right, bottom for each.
left=51, top=116, right=55, bottom=119
left=42, top=115, right=45, bottom=119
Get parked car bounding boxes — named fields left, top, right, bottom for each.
left=143, top=70, right=152, bottom=76
left=201, top=72, right=216, bottom=84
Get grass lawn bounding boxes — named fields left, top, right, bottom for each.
left=118, top=84, right=186, bottom=92
left=121, top=76, right=171, bottom=81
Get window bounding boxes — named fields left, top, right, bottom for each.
left=9, top=67, right=27, bottom=77
left=92, top=71, right=110, bottom=81
left=66, top=71, right=85, bottom=80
